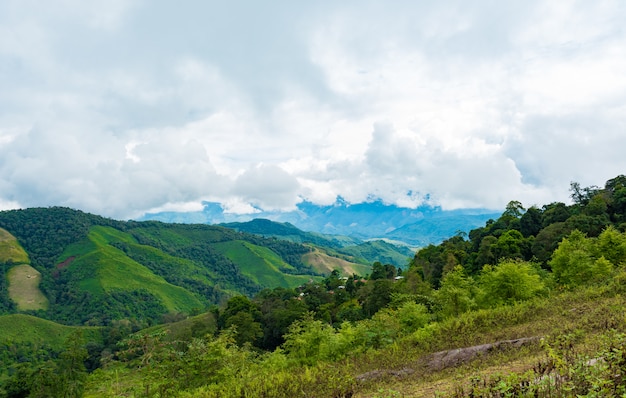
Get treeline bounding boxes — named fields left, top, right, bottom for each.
left=414, top=175, right=626, bottom=287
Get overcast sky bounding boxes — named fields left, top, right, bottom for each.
left=1, top=0, right=625, bottom=219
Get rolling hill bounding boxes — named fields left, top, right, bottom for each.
left=0, top=207, right=371, bottom=326
left=222, top=218, right=416, bottom=267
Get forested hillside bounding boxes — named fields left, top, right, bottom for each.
left=0, top=208, right=367, bottom=327
left=2, top=175, right=626, bottom=397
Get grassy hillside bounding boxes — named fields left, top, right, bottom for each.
left=0, top=314, right=101, bottom=348
left=212, top=240, right=316, bottom=288
left=339, top=239, right=415, bottom=268
left=302, top=247, right=371, bottom=275
left=352, top=287, right=626, bottom=397
left=222, top=218, right=415, bottom=267
left=81, top=282, right=626, bottom=398
left=0, top=227, right=29, bottom=265
left=0, top=207, right=360, bottom=326
left=59, top=226, right=204, bottom=314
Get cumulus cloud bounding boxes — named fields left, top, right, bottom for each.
left=1, top=1, right=625, bottom=218
left=232, top=164, right=301, bottom=211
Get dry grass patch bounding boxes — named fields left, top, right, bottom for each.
left=303, top=248, right=369, bottom=275
left=7, top=264, right=49, bottom=311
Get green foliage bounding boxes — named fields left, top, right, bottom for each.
left=435, top=265, right=476, bottom=318
left=478, top=260, right=545, bottom=307
left=448, top=331, right=626, bottom=398
left=0, top=207, right=353, bottom=326
left=0, top=227, right=29, bottom=265
left=26, top=330, right=89, bottom=398
left=282, top=315, right=340, bottom=365
left=595, top=225, right=626, bottom=265
left=549, top=229, right=619, bottom=288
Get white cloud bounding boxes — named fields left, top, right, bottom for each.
left=0, top=1, right=625, bottom=218
left=232, top=164, right=301, bottom=211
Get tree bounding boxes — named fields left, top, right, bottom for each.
left=493, top=230, right=526, bottom=261
left=532, top=222, right=573, bottom=265
left=549, top=230, right=594, bottom=287
left=396, top=301, right=430, bottom=333
left=435, top=266, right=475, bottom=318
left=595, top=226, right=626, bottom=266
left=474, top=235, right=497, bottom=269
left=224, top=311, right=263, bottom=346
left=282, top=315, right=336, bottom=365
left=58, top=330, right=88, bottom=398
left=359, top=279, right=395, bottom=317
left=219, top=295, right=263, bottom=347
left=479, top=260, right=544, bottom=307
left=30, top=330, right=88, bottom=398
left=503, top=200, right=525, bottom=219
left=541, top=202, right=572, bottom=227
left=570, top=181, right=600, bottom=206
left=370, top=262, right=396, bottom=280
left=520, top=206, right=543, bottom=237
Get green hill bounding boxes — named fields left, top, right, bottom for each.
left=0, top=227, right=29, bottom=265
left=338, top=239, right=415, bottom=268
left=0, top=314, right=101, bottom=348
left=222, top=218, right=415, bottom=267
left=0, top=207, right=363, bottom=326
left=212, top=240, right=314, bottom=288
left=61, top=226, right=204, bottom=314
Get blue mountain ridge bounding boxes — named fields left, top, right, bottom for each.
left=140, top=199, right=502, bottom=247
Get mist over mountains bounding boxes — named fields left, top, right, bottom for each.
left=141, top=199, right=502, bottom=246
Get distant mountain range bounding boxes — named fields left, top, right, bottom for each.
left=220, top=218, right=416, bottom=268
left=141, top=199, right=502, bottom=246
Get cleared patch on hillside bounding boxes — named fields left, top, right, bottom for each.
left=7, top=264, right=49, bottom=311
left=0, top=227, right=29, bottom=265
left=303, top=248, right=371, bottom=276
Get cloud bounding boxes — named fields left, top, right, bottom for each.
left=1, top=1, right=625, bottom=218
left=232, top=164, right=301, bottom=211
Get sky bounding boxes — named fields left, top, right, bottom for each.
left=1, top=0, right=626, bottom=220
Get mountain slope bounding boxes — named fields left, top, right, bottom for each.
left=222, top=218, right=415, bottom=266
left=0, top=314, right=101, bottom=348
left=0, top=207, right=366, bottom=326
left=61, top=226, right=204, bottom=314
left=0, top=227, right=29, bottom=265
